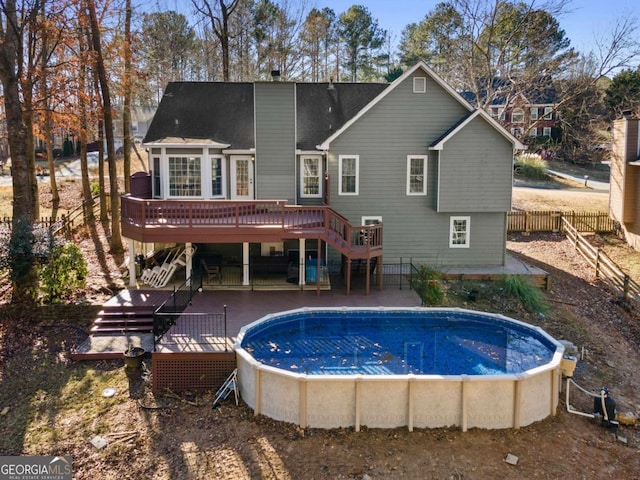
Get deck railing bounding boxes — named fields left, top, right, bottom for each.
left=121, top=196, right=383, bottom=256
left=153, top=309, right=229, bottom=351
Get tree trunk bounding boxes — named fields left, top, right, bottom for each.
left=0, top=0, right=39, bottom=302
left=87, top=0, right=122, bottom=253
left=122, top=0, right=132, bottom=193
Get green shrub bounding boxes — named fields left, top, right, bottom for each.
left=515, top=153, right=548, bottom=180
left=39, top=243, right=88, bottom=303
left=498, top=275, right=548, bottom=314
left=410, top=265, right=444, bottom=306
left=90, top=181, right=100, bottom=196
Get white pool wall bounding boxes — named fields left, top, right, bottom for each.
left=235, top=307, right=564, bottom=431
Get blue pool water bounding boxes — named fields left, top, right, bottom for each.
left=240, top=309, right=557, bottom=376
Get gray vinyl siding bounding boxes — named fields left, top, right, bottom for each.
left=254, top=83, right=296, bottom=202
left=325, top=71, right=509, bottom=266
left=437, top=116, right=513, bottom=212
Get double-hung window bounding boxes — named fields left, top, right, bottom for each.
left=543, top=107, right=553, bottom=120
left=530, top=107, right=539, bottom=120
left=543, top=127, right=552, bottom=137
left=339, top=155, right=359, bottom=195
left=406, top=155, right=427, bottom=195
left=211, top=156, right=225, bottom=197
left=300, top=156, right=322, bottom=198
left=450, top=216, right=470, bottom=248
left=169, top=156, right=201, bottom=197
left=512, top=109, right=524, bottom=123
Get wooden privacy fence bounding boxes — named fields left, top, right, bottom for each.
left=508, top=211, right=617, bottom=233
left=562, top=217, right=640, bottom=314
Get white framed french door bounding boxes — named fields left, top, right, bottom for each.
left=230, top=156, right=254, bottom=200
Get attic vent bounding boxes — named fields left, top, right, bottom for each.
left=413, top=77, right=427, bottom=93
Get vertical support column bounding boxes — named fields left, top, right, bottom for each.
left=299, top=378, right=307, bottom=428
left=461, top=375, right=468, bottom=432
left=513, top=375, right=523, bottom=429
left=128, top=238, right=137, bottom=287
left=243, top=242, right=250, bottom=286
left=185, top=242, right=193, bottom=285
left=408, top=376, right=415, bottom=432
left=551, top=369, right=559, bottom=416
left=354, top=376, right=362, bottom=432
left=298, top=238, right=306, bottom=286
left=254, top=367, right=262, bottom=416
left=346, top=258, right=352, bottom=295
left=365, top=259, right=371, bottom=295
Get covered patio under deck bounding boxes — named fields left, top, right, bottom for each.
left=121, top=196, right=384, bottom=295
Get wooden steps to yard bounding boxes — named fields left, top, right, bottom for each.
left=90, top=309, right=154, bottom=334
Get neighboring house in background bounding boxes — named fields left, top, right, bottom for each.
left=112, top=105, right=158, bottom=152
left=463, top=79, right=560, bottom=145
left=610, top=114, right=640, bottom=250
left=122, top=62, right=524, bottom=293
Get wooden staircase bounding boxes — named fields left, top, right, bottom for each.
left=90, top=304, right=155, bottom=334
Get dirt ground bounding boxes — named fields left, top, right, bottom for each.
left=2, top=167, right=640, bottom=479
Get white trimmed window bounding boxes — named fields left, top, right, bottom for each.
left=529, top=128, right=538, bottom=137
left=512, top=109, right=524, bottom=123
left=339, top=155, right=359, bottom=195
left=449, top=216, right=470, bottom=248
left=300, top=156, right=322, bottom=198
left=406, top=155, right=427, bottom=195
left=169, top=156, right=201, bottom=197
left=511, top=127, right=523, bottom=137
left=499, top=108, right=506, bottom=121
left=210, top=156, right=225, bottom=197
left=413, top=77, right=427, bottom=93
left=362, top=216, right=382, bottom=226
left=543, top=127, right=552, bottom=137
left=530, top=107, right=539, bottom=120
left=543, top=107, right=553, bottom=120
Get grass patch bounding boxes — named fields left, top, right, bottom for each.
left=0, top=347, right=127, bottom=455
left=497, top=275, right=549, bottom=314
left=515, top=153, right=549, bottom=180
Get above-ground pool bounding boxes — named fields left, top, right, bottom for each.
left=235, top=307, right=564, bottom=431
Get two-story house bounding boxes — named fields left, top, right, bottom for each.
left=122, top=62, right=524, bottom=293
left=463, top=79, right=560, bottom=144
left=610, top=113, right=640, bottom=249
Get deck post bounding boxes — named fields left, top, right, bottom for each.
left=128, top=238, right=137, bottom=287
left=365, top=259, right=371, bottom=295
left=242, top=242, right=250, bottom=286
left=299, top=238, right=306, bottom=286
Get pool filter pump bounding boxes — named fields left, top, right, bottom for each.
left=593, top=387, right=618, bottom=428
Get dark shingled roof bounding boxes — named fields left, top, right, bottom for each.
left=461, top=77, right=558, bottom=106
left=144, top=81, right=389, bottom=150
left=143, top=82, right=255, bottom=147
left=296, top=83, right=389, bottom=150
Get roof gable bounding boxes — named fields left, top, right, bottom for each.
left=430, top=109, right=525, bottom=150
left=317, top=62, right=474, bottom=150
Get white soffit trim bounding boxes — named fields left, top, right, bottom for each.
left=429, top=110, right=526, bottom=151
left=143, top=138, right=231, bottom=149
left=296, top=150, right=324, bottom=155
left=317, top=61, right=474, bottom=150
left=222, top=148, right=256, bottom=154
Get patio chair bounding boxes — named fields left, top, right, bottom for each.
left=201, top=258, right=221, bottom=284
left=151, top=245, right=196, bottom=288
left=140, top=247, right=181, bottom=285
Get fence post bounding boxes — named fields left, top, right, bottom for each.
left=223, top=304, right=228, bottom=351
left=595, top=248, right=601, bottom=278
left=399, top=258, right=403, bottom=290
left=623, top=275, right=630, bottom=308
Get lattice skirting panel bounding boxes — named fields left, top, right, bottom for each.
left=152, top=352, right=237, bottom=393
